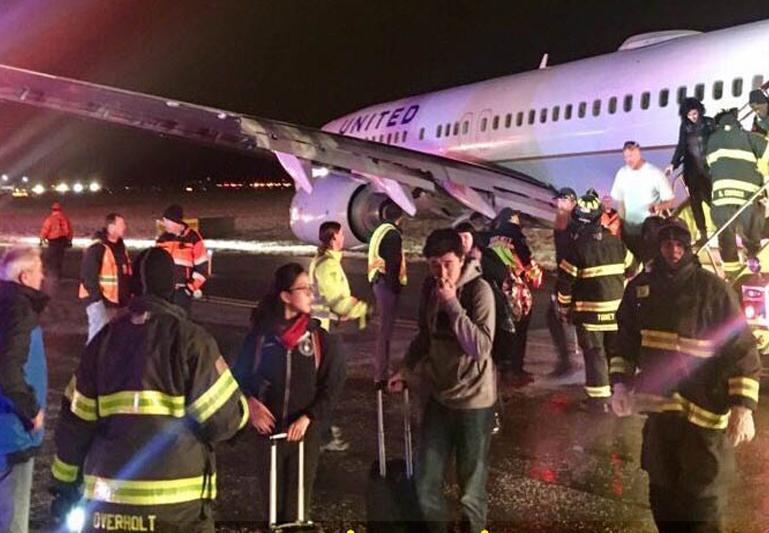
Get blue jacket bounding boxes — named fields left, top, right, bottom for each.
left=0, top=280, right=48, bottom=467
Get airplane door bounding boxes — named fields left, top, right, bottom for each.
left=459, top=112, right=473, bottom=147
left=476, top=109, right=492, bottom=146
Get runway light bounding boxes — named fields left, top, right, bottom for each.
left=21, top=176, right=29, bottom=183
left=65, top=506, right=86, bottom=532
left=312, top=167, right=329, bottom=178
left=89, top=181, right=101, bottom=193
left=73, top=182, right=84, bottom=194
left=55, top=182, right=70, bottom=193
left=31, top=184, right=45, bottom=195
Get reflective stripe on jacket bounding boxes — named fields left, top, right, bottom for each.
left=309, top=249, right=368, bottom=331
left=78, top=241, right=131, bottom=304
left=156, top=226, right=209, bottom=293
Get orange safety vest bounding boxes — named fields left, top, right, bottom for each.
left=78, top=242, right=131, bottom=304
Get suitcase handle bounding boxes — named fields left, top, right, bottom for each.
left=376, top=384, right=414, bottom=480
left=268, top=433, right=307, bottom=528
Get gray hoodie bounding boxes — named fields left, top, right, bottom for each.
left=401, top=258, right=497, bottom=409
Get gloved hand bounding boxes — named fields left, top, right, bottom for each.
left=50, top=485, right=81, bottom=524
left=610, top=383, right=633, bottom=417
left=727, top=406, right=756, bottom=447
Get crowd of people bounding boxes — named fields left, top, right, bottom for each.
left=0, top=96, right=767, bottom=533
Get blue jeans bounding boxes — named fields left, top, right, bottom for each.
left=416, top=399, right=494, bottom=533
left=0, top=458, right=34, bottom=533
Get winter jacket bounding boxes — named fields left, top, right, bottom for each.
left=401, top=259, right=497, bottom=409
left=233, top=317, right=346, bottom=432
left=79, top=230, right=132, bottom=306
left=671, top=116, right=716, bottom=179
left=611, top=254, right=761, bottom=429
left=156, top=226, right=209, bottom=295
left=40, top=211, right=73, bottom=242
left=51, top=295, right=248, bottom=526
left=0, top=281, right=48, bottom=467
left=309, top=249, right=368, bottom=331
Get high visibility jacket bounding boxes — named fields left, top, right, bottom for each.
left=367, top=223, right=407, bottom=287
left=308, top=249, right=368, bottom=331
left=156, top=226, right=209, bottom=294
left=612, top=256, right=761, bottom=430
left=706, top=115, right=769, bottom=208
left=40, top=211, right=73, bottom=241
left=557, top=225, right=633, bottom=331
left=79, top=236, right=131, bottom=305
left=51, top=296, right=248, bottom=528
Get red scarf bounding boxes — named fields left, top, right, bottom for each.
left=276, top=314, right=310, bottom=349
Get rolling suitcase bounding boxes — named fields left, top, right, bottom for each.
left=266, top=433, right=323, bottom=533
left=365, top=385, right=426, bottom=533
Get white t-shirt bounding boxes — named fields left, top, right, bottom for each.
left=610, top=161, right=674, bottom=234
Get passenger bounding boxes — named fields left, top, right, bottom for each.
left=706, top=108, right=769, bottom=277
left=586, top=188, right=621, bottom=238
left=665, top=97, right=716, bottom=246
left=308, top=221, right=369, bottom=452
left=749, top=88, right=769, bottom=134
left=488, top=208, right=541, bottom=384
left=51, top=247, right=247, bottom=533
left=156, top=204, right=209, bottom=313
left=78, top=213, right=131, bottom=343
left=233, top=263, right=345, bottom=526
left=556, top=195, right=633, bottom=413
left=367, top=206, right=407, bottom=386
left=610, top=141, right=675, bottom=261
left=0, top=247, right=47, bottom=533
left=39, top=201, right=73, bottom=284
left=547, top=188, right=579, bottom=376
left=611, top=218, right=760, bottom=533
left=388, top=229, right=496, bottom=533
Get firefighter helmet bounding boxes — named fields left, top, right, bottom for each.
left=571, top=194, right=603, bottom=226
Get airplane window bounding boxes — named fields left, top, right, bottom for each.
left=445, top=123, right=451, bottom=136
left=540, top=108, right=548, bottom=123
left=517, top=112, right=524, bottom=126
left=492, top=115, right=500, bottom=130
left=435, top=125, right=441, bottom=138
left=453, top=122, right=460, bottom=136
left=578, top=102, right=587, bottom=118
left=526, top=110, right=534, bottom=125
left=552, top=106, right=560, bottom=121
left=480, top=118, right=488, bottom=131
left=608, top=97, right=617, bottom=114
left=641, top=91, right=650, bottom=110
left=623, top=94, right=633, bottom=112
left=462, top=121, right=469, bottom=134
left=753, top=75, right=765, bottom=90
left=379, top=134, right=384, bottom=142
left=713, top=81, right=723, bottom=100
left=659, top=89, right=669, bottom=107
left=505, top=113, right=512, bottom=128
left=732, top=78, right=743, bottom=97
left=592, top=99, right=601, bottom=117
left=394, top=132, right=400, bottom=144
left=403, top=131, right=408, bottom=142
left=419, top=128, right=424, bottom=140
left=677, top=86, right=687, bottom=104
left=387, top=133, right=392, bottom=144
left=694, top=84, right=705, bottom=101
left=565, top=104, right=573, bottom=120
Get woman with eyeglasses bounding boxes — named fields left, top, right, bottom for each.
left=233, top=262, right=346, bottom=525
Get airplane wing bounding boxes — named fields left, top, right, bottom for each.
left=0, top=63, right=556, bottom=220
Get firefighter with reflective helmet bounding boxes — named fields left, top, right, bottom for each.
left=156, top=204, right=209, bottom=313
left=611, top=217, right=760, bottom=532
left=51, top=248, right=249, bottom=532
left=557, top=194, right=633, bottom=413
left=367, top=205, right=407, bottom=385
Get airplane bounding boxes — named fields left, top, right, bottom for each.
left=0, top=17, right=767, bottom=247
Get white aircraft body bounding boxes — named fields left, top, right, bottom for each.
left=0, top=18, right=767, bottom=246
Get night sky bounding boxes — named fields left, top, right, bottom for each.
left=1, top=0, right=768, bottom=186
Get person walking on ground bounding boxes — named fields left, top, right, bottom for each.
left=233, top=263, right=345, bottom=526
left=79, top=213, right=131, bottom=343
left=156, top=204, right=209, bottom=313
left=0, top=247, right=47, bottom=533
left=611, top=218, right=760, bottom=532
left=665, top=97, right=716, bottom=246
left=39, top=202, right=73, bottom=284
left=368, top=207, right=407, bottom=386
left=51, top=247, right=248, bottom=533
left=389, top=229, right=496, bottom=533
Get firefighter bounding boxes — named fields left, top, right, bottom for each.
left=156, top=204, right=209, bottom=313
left=749, top=88, right=769, bottom=134
left=368, top=207, right=407, bottom=385
left=706, top=108, right=769, bottom=277
left=51, top=247, right=248, bottom=533
left=39, top=201, right=73, bottom=283
left=557, top=195, right=633, bottom=413
left=79, top=213, right=131, bottom=343
left=611, top=218, right=760, bottom=533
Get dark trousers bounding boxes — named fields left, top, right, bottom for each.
left=253, top=425, right=321, bottom=524
left=684, top=169, right=712, bottom=239
left=711, top=202, right=765, bottom=273
left=642, top=414, right=734, bottom=533
left=546, top=294, right=573, bottom=370
left=510, top=313, right=531, bottom=374
left=575, top=327, right=615, bottom=400
left=416, top=399, right=494, bottom=533
left=43, top=237, right=69, bottom=281
left=373, top=280, right=399, bottom=382
left=173, top=288, right=193, bottom=314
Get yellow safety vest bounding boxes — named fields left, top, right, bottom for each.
left=367, top=223, right=407, bottom=285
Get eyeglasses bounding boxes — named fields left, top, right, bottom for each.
left=287, top=286, right=313, bottom=295
left=623, top=140, right=640, bottom=150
